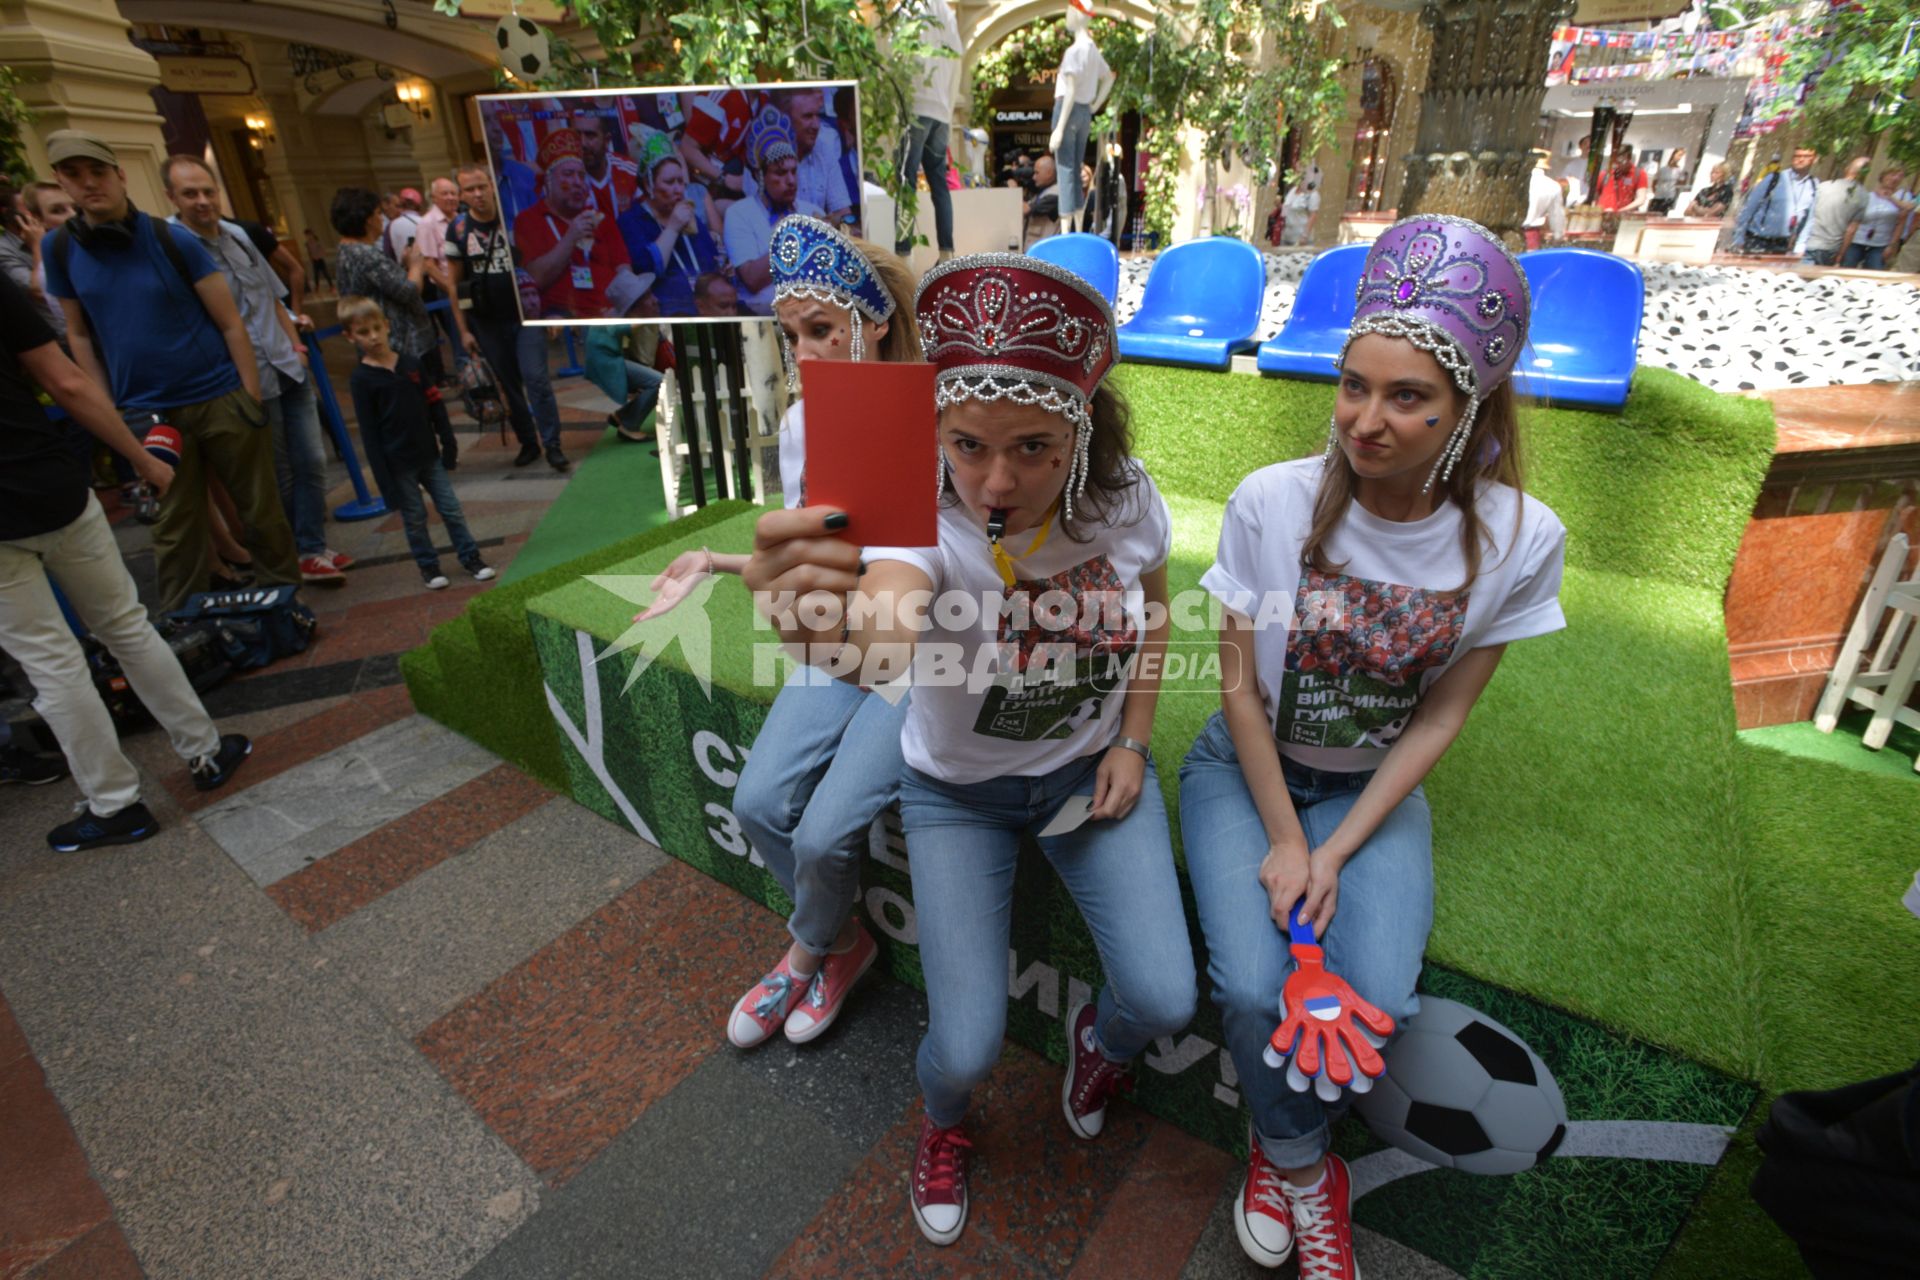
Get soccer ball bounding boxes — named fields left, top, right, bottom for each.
left=1353, top=996, right=1567, bottom=1176
left=494, top=15, right=550, bottom=81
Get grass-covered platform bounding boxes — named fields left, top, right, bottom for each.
left=406, top=364, right=1920, bottom=1277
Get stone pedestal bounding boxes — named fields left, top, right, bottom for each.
left=1397, top=0, right=1574, bottom=242
left=0, top=0, right=171, bottom=211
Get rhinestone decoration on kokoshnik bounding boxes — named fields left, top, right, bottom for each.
left=915, top=255, right=1117, bottom=402
left=769, top=215, right=896, bottom=324
left=1350, top=217, right=1530, bottom=396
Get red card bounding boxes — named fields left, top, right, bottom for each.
left=800, top=359, right=938, bottom=547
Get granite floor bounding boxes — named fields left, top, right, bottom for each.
left=0, top=369, right=1466, bottom=1279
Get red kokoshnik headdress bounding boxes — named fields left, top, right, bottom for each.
left=915, top=253, right=1117, bottom=522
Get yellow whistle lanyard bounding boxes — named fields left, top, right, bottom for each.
left=989, top=504, right=1057, bottom=589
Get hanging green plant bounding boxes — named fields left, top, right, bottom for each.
left=432, top=0, right=940, bottom=232
left=0, top=67, right=35, bottom=188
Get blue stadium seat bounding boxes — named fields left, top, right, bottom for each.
left=1027, top=233, right=1121, bottom=305
left=1254, top=244, right=1368, bottom=380
left=1512, top=248, right=1643, bottom=409
left=1117, top=237, right=1266, bottom=370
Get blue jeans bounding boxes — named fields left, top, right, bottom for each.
left=895, top=115, right=954, bottom=254
left=1841, top=242, right=1887, bottom=270
left=734, top=666, right=909, bottom=954
left=1052, top=99, right=1094, bottom=219
left=1802, top=247, right=1839, bottom=266
left=516, top=325, right=562, bottom=449
left=390, top=459, right=479, bottom=573
left=612, top=360, right=664, bottom=431
left=1178, top=710, right=1432, bottom=1168
left=265, top=375, right=327, bottom=556
left=899, top=750, right=1197, bottom=1127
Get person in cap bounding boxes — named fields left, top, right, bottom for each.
left=724, top=108, right=824, bottom=315
left=510, top=127, right=644, bottom=320
left=742, top=252, right=1197, bottom=1247
left=0, top=271, right=254, bottom=852
left=1178, top=216, right=1566, bottom=1277
left=39, top=128, right=299, bottom=613
left=633, top=216, right=919, bottom=1049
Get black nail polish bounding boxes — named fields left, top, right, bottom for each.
left=823, top=511, right=850, bottom=531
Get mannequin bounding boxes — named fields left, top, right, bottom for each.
left=1049, top=0, right=1114, bottom=231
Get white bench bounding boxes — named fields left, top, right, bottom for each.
left=1815, top=532, right=1920, bottom=771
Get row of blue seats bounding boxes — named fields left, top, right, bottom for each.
left=1026, top=233, right=1646, bottom=410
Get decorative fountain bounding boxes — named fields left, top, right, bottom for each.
left=1396, top=0, right=1576, bottom=244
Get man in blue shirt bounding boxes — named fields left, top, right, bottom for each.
left=1732, top=146, right=1821, bottom=256
left=41, top=129, right=297, bottom=612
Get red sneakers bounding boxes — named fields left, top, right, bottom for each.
left=783, top=924, right=876, bottom=1044
left=1061, top=1000, right=1131, bottom=1139
left=910, top=1115, right=972, bottom=1246
left=1234, top=1134, right=1296, bottom=1268
left=299, top=554, right=343, bottom=584
left=726, top=955, right=807, bottom=1049
left=1283, top=1154, right=1358, bottom=1280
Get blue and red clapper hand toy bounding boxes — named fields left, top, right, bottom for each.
left=1261, top=899, right=1396, bottom=1102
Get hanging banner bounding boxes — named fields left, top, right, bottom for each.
left=1573, top=1, right=1686, bottom=21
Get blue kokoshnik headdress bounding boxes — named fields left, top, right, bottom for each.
left=770, top=214, right=896, bottom=381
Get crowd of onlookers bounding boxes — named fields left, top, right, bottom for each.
left=1524, top=137, right=1918, bottom=268
left=0, top=129, right=612, bottom=854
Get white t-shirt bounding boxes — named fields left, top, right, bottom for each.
left=1853, top=191, right=1904, bottom=247
left=778, top=401, right=806, bottom=508
left=909, top=0, right=964, bottom=122
left=1201, top=458, right=1567, bottom=773
left=724, top=194, right=826, bottom=314
left=1056, top=35, right=1111, bottom=106
left=871, top=464, right=1172, bottom=783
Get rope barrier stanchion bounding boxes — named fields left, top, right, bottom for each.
left=306, top=312, right=395, bottom=522
left=556, top=325, right=585, bottom=378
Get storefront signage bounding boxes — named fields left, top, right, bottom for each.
left=1573, top=0, right=1685, bottom=21
left=995, top=109, right=1047, bottom=124
left=155, top=55, right=257, bottom=96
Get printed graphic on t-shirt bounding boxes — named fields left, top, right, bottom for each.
left=973, top=554, right=1140, bottom=742
left=1279, top=569, right=1466, bottom=750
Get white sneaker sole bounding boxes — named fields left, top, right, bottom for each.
left=725, top=991, right=784, bottom=1050
left=783, top=943, right=876, bottom=1045
left=1233, top=1180, right=1294, bottom=1269
left=911, top=1193, right=967, bottom=1247
left=1060, top=999, right=1105, bottom=1140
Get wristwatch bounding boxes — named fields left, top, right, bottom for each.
left=1111, top=735, right=1152, bottom=761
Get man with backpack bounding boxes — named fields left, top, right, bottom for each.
left=40, top=130, right=298, bottom=613
left=0, top=271, right=252, bottom=852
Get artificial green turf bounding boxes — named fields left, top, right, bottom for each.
left=403, top=499, right=757, bottom=788
left=1740, top=710, right=1920, bottom=780
left=497, top=424, right=673, bottom=586
left=413, top=359, right=1920, bottom=1275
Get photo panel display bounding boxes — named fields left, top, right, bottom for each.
left=475, top=81, right=865, bottom=325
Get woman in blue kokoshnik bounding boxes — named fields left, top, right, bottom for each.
left=635, top=215, right=919, bottom=1049
left=1178, top=215, right=1568, bottom=1279
left=742, top=253, right=1196, bottom=1248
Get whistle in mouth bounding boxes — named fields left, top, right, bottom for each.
left=987, top=508, right=1008, bottom=543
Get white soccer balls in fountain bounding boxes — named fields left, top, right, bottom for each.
left=1353, top=996, right=1568, bottom=1175
left=495, top=15, right=550, bottom=81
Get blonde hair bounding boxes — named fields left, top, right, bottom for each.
left=337, top=295, right=385, bottom=332
left=857, top=242, right=921, bottom=363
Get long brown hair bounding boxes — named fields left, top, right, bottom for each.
left=1302, top=378, right=1525, bottom=591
